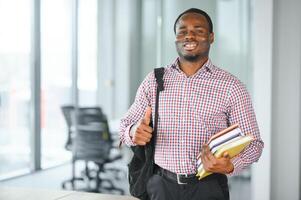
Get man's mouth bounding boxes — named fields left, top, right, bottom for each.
left=183, top=42, right=197, bottom=51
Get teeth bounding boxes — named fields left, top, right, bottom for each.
left=186, top=44, right=196, bottom=48
left=184, top=42, right=197, bottom=50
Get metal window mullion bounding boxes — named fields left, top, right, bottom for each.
left=72, top=0, right=79, bottom=108
left=111, top=0, right=116, bottom=118
left=96, top=0, right=101, bottom=106
left=71, top=0, right=79, bottom=129
left=30, top=0, right=41, bottom=171
left=156, top=0, right=163, bottom=67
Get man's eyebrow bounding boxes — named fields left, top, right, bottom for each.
left=177, top=25, right=186, bottom=30
left=178, top=24, right=206, bottom=29
left=194, top=24, right=206, bottom=28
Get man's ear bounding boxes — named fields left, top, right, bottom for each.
left=209, top=32, right=214, bottom=44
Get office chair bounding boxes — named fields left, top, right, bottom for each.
left=61, top=107, right=124, bottom=194
left=61, top=105, right=104, bottom=151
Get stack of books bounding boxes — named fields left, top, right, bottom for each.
left=196, top=124, right=253, bottom=180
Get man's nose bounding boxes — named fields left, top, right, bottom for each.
left=185, top=30, right=196, bottom=39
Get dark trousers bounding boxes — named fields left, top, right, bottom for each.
left=146, top=172, right=229, bottom=200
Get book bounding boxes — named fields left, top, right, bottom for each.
left=196, top=133, right=244, bottom=166
left=196, top=124, right=241, bottom=164
left=196, top=124, right=253, bottom=180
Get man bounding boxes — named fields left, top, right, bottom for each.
left=120, top=8, right=263, bottom=200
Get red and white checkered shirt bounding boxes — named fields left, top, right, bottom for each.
left=119, top=58, right=264, bottom=175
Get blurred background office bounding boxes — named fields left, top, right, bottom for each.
left=0, top=0, right=300, bottom=199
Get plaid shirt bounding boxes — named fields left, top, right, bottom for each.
left=119, top=58, right=264, bottom=175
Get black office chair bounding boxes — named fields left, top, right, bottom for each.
left=61, top=105, right=104, bottom=151
left=61, top=106, right=124, bottom=194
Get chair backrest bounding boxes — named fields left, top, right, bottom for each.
left=61, top=105, right=106, bottom=130
left=78, top=107, right=103, bottom=116
left=61, top=105, right=75, bottom=128
left=77, top=112, right=111, bottom=138
left=61, top=105, right=108, bottom=149
left=73, top=114, right=111, bottom=162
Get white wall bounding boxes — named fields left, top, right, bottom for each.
left=98, top=0, right=142, bottom=119
left=251, top=0, right=273, bottom=199
left=97, top=0, right=116, bottom=118
left=270, top=0, right=301, bottom=199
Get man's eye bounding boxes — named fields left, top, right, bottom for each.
left=196, top=29, right=205, bottom=34
left=177, top=31, right=186, bottom=36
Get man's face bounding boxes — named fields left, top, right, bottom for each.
left=175, top=13, right=214, bottom=62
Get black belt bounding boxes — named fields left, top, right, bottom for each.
left=154, top=165, right=199, bottom=185
left=154, top=165, right=224, bottom=185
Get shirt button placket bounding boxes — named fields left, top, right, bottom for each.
left=182, top=78, right=190, bottom=172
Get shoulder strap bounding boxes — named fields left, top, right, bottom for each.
left=151, top=67, right=164, bottom=148
left=154, top=67, right=164, bottom=92
left=153, top=68, right=164, bottom=135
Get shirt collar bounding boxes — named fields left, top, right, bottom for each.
left=171, top=57, right=214, bottom=76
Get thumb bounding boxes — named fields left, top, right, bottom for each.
left=223, top=151, right=230, bottom=159
left=143, top=106, right=152, bottom=125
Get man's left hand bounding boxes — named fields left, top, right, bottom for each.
left=200, top=144, right=234, bottom=174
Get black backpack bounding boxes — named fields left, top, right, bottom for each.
left=128, top=67, right=164, bottom=200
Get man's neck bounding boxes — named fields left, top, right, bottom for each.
left=178, top=57, right=209, bottom=77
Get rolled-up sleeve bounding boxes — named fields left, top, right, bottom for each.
left=226, top=80, right=264, bottom=176
left=119, top=72, right=153, bottom=146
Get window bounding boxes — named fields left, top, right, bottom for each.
left=0, top=0, right=32, bottom=179
left=78, top=0, right=98, bottom=106
left=41, top=0, right=73, bottom=168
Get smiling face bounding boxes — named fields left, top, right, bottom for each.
left=175, top=12, right=214, bottom=62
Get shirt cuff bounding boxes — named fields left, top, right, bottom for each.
left=123, top=123, right=137, bottom=146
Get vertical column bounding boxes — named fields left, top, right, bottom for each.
left=270, top=0, right=301, bottom=199
left=128, top=0, right=142, bottom=104
left=251, top=0, right=273, bottom=199
left=97, top=0, right=116, bottom=119
left=111, top=0, right=143, bottom=118
left=71, top=0, right=79, bottom=108
left=156, top=0, right=163, bottom=68
left=30, top=0, right=41, bottom=171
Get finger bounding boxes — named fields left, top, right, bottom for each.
left=135, top=140, right=147, bottom=146
left=134, top=133, right=151, bottom=144
left=202, top=145, right=211, bottom=156
left=203, top=145, right=215, bottom=161
left=142, top=106, right=152, bottom=125
left=223, top=151, right=230, bottom=159
left=198, top=142, right=207, bottom=159
left=138, top=123, right=153, bottom=133
left=201, top=145, right=209, bottom=163
left=136, top=129, right=153, bottom=140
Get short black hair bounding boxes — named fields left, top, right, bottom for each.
left=173, top=8, right=213, bottom=34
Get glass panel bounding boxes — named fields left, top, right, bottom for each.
left=78, top=0, right=98, bottom=106
left=0, top=0, right=32, bottom=179
left=215, top=0, right=252, bottom=89
left=41, top=0, right=73, bottom=168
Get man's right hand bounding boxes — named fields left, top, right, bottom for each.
left=130, top=106, right=153, bottom=146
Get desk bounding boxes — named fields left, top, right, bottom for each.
left=0, top=187, right=138, bottom=200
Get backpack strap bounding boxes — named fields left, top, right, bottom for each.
left=155, top=68, right=164, bottom=92
left=150, top=67, right=165, bottom=152
left=153, top=68, right=164, bottom=136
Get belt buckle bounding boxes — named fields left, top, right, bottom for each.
left=176, top=173, right=188, bottom=185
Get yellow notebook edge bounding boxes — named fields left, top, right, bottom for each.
left=214, top=135, right=254, bottom=158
